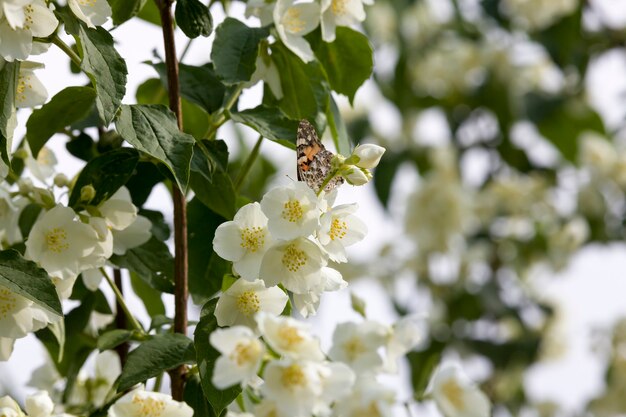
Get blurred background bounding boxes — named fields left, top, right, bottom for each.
left=3, top=0, right=626, bottom=416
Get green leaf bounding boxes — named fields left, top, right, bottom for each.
left=175, top=0, right=213, bottom=39
left=78, top=25, right=128, bottom=125
left=18, top=203, right=43, bottom=238
left=310, top=27, right=373, bottom=103
left=0, top=60, right=18, bottom=140
left=0, top=132, right=10, bottom=176
left=116, top=104, right=195, bottom=191
left=271, top=42, right=330, bottom=124
left=230, top=105, right=298, bottom=149
left=66, top=132, right=96, bottom=161
left=151, top=64, right=226, bottom=114
left=326, top=95, right=351, bottom=155
left=184, top=374, right=216, bottom=417
left=407, top=341, right=444, bottom=400
left=118, top=333, right=195, bottom=391
left=137, top=0, right=160, bottom=25
left=373, top=151, right=404, bottom=208
left=108, top=0, right=148, bottom=25
left=97, top=329, right=134, bottom=351
left=189, top=140, right=236, bottom=220
left=211, top=18, right=270, bottom=84
left=130, top=271, right=166, bottom=317
left=68, top=148, right=139, bottom=208
left=188, top=198, right=228, bottom=304
left=125, top=161, right=166, bottom=207
left=109, top=237, right=175, bottom=293
left=26, top=86, right=97, bottom=157
left=0, top=249, right=62, bottom=316
left=195, top=299, right=241, bottom=416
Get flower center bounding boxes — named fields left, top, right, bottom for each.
left=16, top=74, right=33, bottom=104
left=281, top=199, right=303, bottom=223
left=240, top=226, right=266, bottom=252
left=441, top=379, right=465, bottom=410
left=278, top=325, right=304, bottom=348
left=0, top=200, right=10, bottom=219
left=282, top=8, right=305, bottom=34
left=281, top=243, right=307, bottom=272
left=77, top=0, right=97, bottom=6
left=329, top=217, right=348, bottom=241
left=231, top=340, right=262, bottom=366
left=45, top=227, right=70, bottom=253
left=23, top=5, right=34, bottom=30
left=343, top=337, right=367, bottom=361
left=0, top=288, right=18, bottom=319
left=331, top=0, right=347, bottom=16
left=131, top=394, right=166, bottom=417
left=281, top=364, right=306, bottom=390
left=236, top=291, right=261, bottom=316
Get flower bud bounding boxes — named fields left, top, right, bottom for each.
left=342, top=166, right=372, bottom=186
left=80, top=184, right=96, bottom=203
left=351, top=144, right=385, bottom=169
left=25, top=391, right=54, bottom=417
left=53, top=173, right=69, bottom=188
left=18, top=178, right=33, bottom=194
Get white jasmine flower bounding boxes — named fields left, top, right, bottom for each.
left=25, top=204, right=109, bottom=280
left=214, top=279, right=288, bottom=328
left=384, top=315, right=424, bottom=373
left=245, top=0, right=275, bottom=26
left=248, top=51, right=283, bottom=100
left=13, top=60, right=47, bottom=108
left=68, top=0, right=111, bottom=28
left=0, top=396, right=24, bottom=417
left=210, top=326, right=265, bottom=389
left=341, top=165, right=371, bottom=186
left=254, top=400, right=283, bottom=417
left=0, top=337, right=15, bottom=361
left=259, top=237, right=325, bottom=294
left=225, top=412, right=255, bottom=417
left=431, top=366, right=491, bottom=417
left=320, top=0, right=371, bottom=42
left=315, top=361, right=355, bottom=414
left=256, top=312, right=324, bottom=360
left=273, top=0, right=320, bottom=62
left=214, top=202, right=274, bottom=281
left=24, top=145, right=57, bottom=182
left=24, top=391, right=54, bottom=417
left=98, top=187, right=137, bottom=231
left=328, top=320, right=389, bottom=373
left=261, top=182, right=321, bottom=240
left=261, top=359, right=323, bottom=417
left=111, top=214, right=151, bottom=255
left=350, top=144, right=385, bottom=169
left=292, top=266, right=346, bottom=317
left=333, top=377, right=396, bottom=417
left=0, top=186, right=23, bottom=246
left=579, top=132, right=617, bottom=178
left=317, top=203, right=366, bottom=263
left=108, top=388, right=193, bottom=417
left=0, top=0, right=57, bottom=61
left=501, top=0, right=576, bottom=30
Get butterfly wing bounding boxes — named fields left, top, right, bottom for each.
left=297, top=120, right=344, bottom=193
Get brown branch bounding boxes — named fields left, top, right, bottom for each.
left=113, top=269, right=129, bottom=366
left=155, top=0, right=188, bottom=400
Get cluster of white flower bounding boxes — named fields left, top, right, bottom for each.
left=0, top=390, right=75, bottom=417
left=0, top=154, right=151, bottom=360
left=500, top=0, right=578, bottom=30
left=245, top=0, right=372, bottom=62
left=210, top=313, right=423, bottom=417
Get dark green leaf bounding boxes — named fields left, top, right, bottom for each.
left=407, top=341, right=443, bottom=400
left=0, top=132, right=9, bottom=175
left=0, top=60, right=18, bottom=140
left=310, top=27, right=373, bottom=103
left=195, top=299, right=241, bottom=415
left=66, top=132, right=96, bottom=161
left=139, top=209, right=171, bottom=241
left=230, top=105, right=298, bottom=149
left=130, top=271, right=165, bottom=317
left=68, top=148, right=139, bottom=208
left=26, top=86, right=96, bottom=157
left=175, top=0, right=213, bottom=38
left=118, top=333, right=195, bottom=391
left=98, top=329, right=134, bottom=351
left=137, top=0, right=160, bottom=25
left=0, top=249, right=62, bottom=316
left=326, top=95, right=351, bottom=155
left=116, top=104, right=195, bottom=191
left=18, top=203, right=42, bottom=239
left=188, top=198, right=228, bottom=304
left=125, top=161, right=166, bottom=207
left=211, top=18, right=269, bottom=84
left=271, top=42, right=330, bottom=125
left=373, top=151, right=404, bottom=208
left=78, top=25, right=128, bottom=125
left=108, top=0, right=147, bottom=25
left=184, top=374, right=216, bottom=417
left=109, top=237, right=175, bottom=293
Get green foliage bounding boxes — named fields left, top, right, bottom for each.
left=97, top=329, right=134, bottom=351
left=68, top=148, right=139, bottom=208
left=211, top=18, right=270, bottom=84
left=0, top=250, right=62, bottom=316
left=194, top=299, right=242, bottom=417
left=130, top=271, right=166, bottom=317
left=0, top=60, right=18, bottom=140
left=26, top=87, right=96, bottom=157
left=108, top=0, right=147, bottom=25
left=230, top=105, right=298, bottom=149
left=118, top=333, right=196, bottom=391
left=175, top=0, right=213, bottom=38
left=116, top=104, right=195, bottom=191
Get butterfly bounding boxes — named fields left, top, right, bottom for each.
left=296, top=120, right=344, bottom=193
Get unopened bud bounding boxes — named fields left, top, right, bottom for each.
left=342, top=166, right=371, bottom=186
left=53, top=173, right=69, bottom=188
left=351, top=144, right=386, bottom=169
left=80, top=184, right=96, bottom=203
left=17, top=178, right=33, bottom=194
